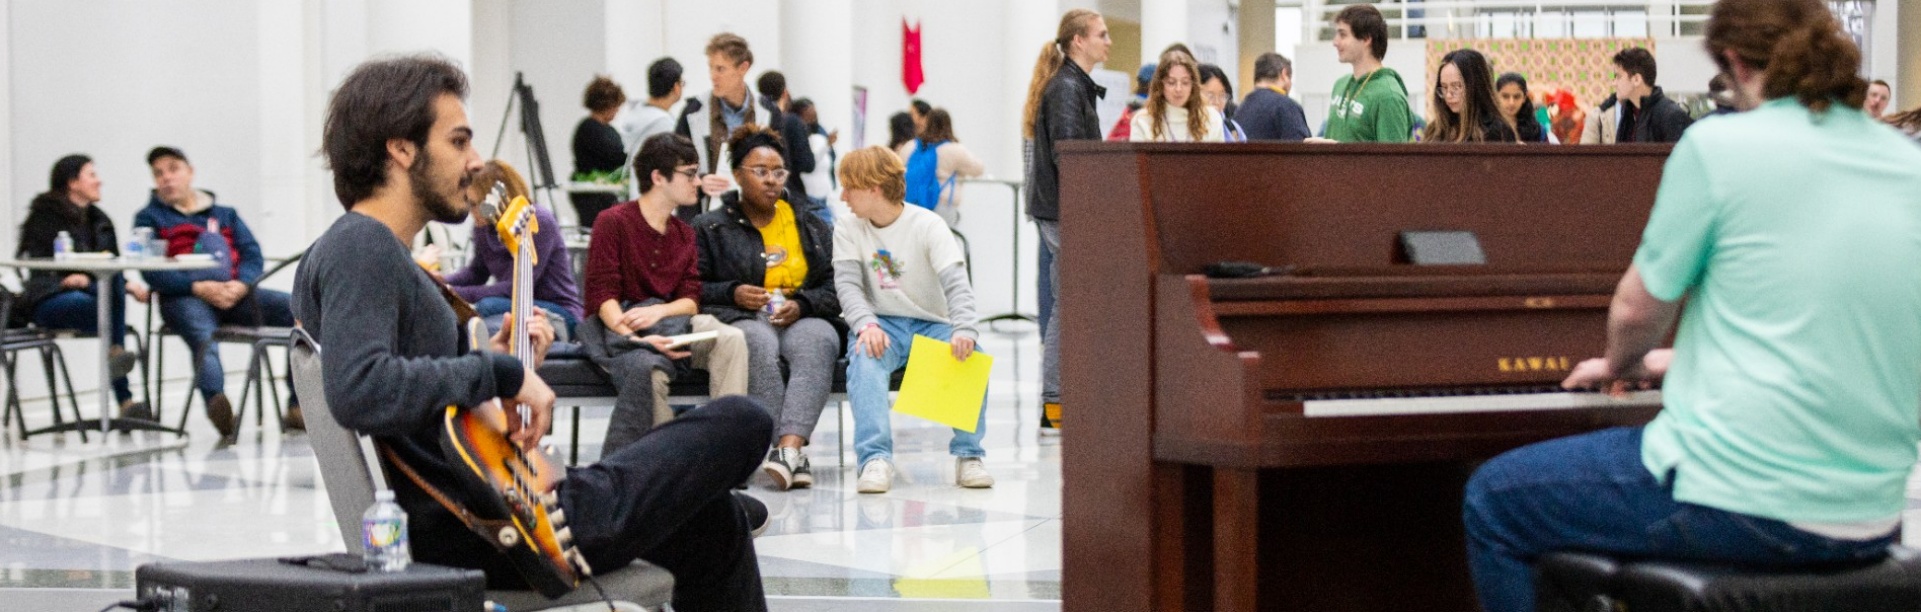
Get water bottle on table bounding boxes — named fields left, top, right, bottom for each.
left=362, top=490, right=411, bottom=572
left=53, top=231, right=73, bottom=261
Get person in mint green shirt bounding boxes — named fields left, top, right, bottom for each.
left=1460, top=1, right=1921, bottom=610
left=1319, top=4, right=1411, bottom=143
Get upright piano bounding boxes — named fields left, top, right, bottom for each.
left=1057, top=143, right=1674, bottom=611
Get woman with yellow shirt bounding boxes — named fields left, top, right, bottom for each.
left=694, top=125, right=844, bottom=491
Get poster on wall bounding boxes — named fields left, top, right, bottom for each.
left=853, top=86, right=869, bottom=149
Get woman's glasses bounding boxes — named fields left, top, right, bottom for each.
left=744, top=166, right=790, bottom=183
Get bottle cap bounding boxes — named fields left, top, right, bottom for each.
left=375, top=490, right=395, bottom=501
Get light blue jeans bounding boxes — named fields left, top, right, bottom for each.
left=847, top=315, right=987, bottom=468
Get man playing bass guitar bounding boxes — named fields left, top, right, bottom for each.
left=294, top=54, right=772, bottom=611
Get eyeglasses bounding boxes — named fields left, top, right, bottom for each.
left=1436, top=83, right=1467, bottom=97
left=744, top=166, right=790, bottom=183
left=1202, top=91, right=1227, bottom=105
left=675, top=168, right=700, bottom=181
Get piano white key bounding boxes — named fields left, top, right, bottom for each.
left=1302, top=390, right=1661, bottom=418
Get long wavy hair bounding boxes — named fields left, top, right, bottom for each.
left=1021, top=9, right=1103, bottom=139
left=1423, top=49, right=1506, bottom=143
left=1143, top=52, right=1209, bottom=141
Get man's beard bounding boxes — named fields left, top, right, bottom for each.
left=411, top=148, right=471, bottom=224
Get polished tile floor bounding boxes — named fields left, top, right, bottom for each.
left=0, top=324, right=1060, bottom=611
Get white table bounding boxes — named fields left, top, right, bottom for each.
left=0, top=256, right=218, bottom=436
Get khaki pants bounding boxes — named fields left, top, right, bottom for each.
left=650, top=314, right=749, bottom=425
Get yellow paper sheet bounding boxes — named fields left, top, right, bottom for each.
left=893, top=335, right=993, bottom=433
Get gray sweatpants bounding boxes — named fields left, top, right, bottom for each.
left=734, top=317, right=840, bottom=443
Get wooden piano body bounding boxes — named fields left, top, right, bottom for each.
left=1057, top=143, right=1674, bottom=611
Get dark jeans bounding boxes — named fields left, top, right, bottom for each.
left=158, top=289, right=297, bottom=404
left=1036, top=224, right=1055, bottom=344
left=1463, top=427, right=1896, bottom=612
left=558, top=396, right=771, bottom=612
left=33, top=274, right=132, bottom=402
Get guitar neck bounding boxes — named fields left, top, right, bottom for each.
left=512, top=238, right=534, bottom=363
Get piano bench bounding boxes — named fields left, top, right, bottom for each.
left=1536, top=546, right=1921, bottom=612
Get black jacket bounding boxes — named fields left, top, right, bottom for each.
left=571, top=117, right=626, bottom=174
left=1235, top=87, right=1312, bottom=141
left=15, top=192, right=121, bottom=315
left=1027, top=60, right=1105, bottom=221
left=691, top=193, right=840, bottom=326
left=1619, top=87, right=1693, bottom=144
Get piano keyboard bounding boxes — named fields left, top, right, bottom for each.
left=1301, top=390, right=1662, bottom=418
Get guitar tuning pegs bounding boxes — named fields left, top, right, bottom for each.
left=549, top=509, right=566, bottom=525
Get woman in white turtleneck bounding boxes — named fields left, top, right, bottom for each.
left=1129, top=51, right=1227, bottom=143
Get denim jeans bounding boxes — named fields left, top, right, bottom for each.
left=1036, top=231, right=1054, bottom=336
left=806, top=196, right=834, bottom=227
left=845, top=315, right=987, bottom=468
left=158, top=289, right=297, bottom=402
left=33, top=274, right=132, bottom=402
left=472, top=296, right=578, bottom=339
left=1035, top=220, right=1060, bottom=404
left=1463, top=427, right=1896, bottom=612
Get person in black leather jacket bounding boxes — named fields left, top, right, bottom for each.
left=1019, top=8, right=1109, bottom=434
left=693, top=125, right=841, bottom=491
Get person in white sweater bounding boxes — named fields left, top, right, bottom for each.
left=1130, top=51, right=1226, bottom=143
left=896, top=108, right=986, bottom=225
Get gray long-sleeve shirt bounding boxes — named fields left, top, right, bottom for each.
left=834, top=261, right=978, bottom=341
left=291, top=212, right=528, bottom=585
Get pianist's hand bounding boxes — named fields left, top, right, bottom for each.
left=1561, top=357, right=1657, bottom=397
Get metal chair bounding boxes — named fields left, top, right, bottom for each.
left=0, top=289, right=87, bottom=441
left=148, top=252, right=303, bottom=434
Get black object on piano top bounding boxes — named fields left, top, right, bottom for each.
left=135, top=556, right=485, bottom=612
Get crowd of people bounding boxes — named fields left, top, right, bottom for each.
left=16, top=2, right=1921, bottom=610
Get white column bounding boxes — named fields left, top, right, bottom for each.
left=0, top=0, right=13, bottom=256
left=781, top=0, right=853, bottom=191
left=1141, top=0, right=1189, bottom=60
left=256, top=0, right=309, bottom=256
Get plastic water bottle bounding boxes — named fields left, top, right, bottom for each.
left=52, top=231, right=73, bottom=261
left=362, top=490, right=411, bottom=572
left=124, top=238, right=146, bottom=261
left=765, top=288, right=787, bottom=315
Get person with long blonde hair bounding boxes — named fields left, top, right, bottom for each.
left=1129, top=51, right=1224, bottom=143
left=1019, top=8, right=1108, bottom=435
left=442, top=159, right=584, bottom=336
left=1464, top=1, right=1921, bottom=609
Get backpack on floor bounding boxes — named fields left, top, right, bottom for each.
left=903, top=139, right=954, bottom=212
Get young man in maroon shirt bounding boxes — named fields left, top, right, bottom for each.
left=581, top=133, right=750, bottom=453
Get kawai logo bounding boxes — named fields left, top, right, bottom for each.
left=1498, top=356, right=1573, bottom=372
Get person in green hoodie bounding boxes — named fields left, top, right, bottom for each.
left=1321, top=4, right=1412, bottom=143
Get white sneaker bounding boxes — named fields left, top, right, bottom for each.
left=857, top=459, right=895, bottom=494
left=956, top=457, right=995, bottom=488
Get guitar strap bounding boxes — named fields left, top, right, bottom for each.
left=377, top=443, right=520, bottom=552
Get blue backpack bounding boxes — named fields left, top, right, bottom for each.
left=902, top=139, right=954, bottom=212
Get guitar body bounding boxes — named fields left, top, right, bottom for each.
left=441, top=401, right=581, bottom=597
left=437, top=193, right=588, bottom=598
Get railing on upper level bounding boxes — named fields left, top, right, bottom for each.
left=1297, top=0, right=1871, bottom=42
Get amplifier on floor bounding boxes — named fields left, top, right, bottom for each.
left=134, top=555, right=485, bottom=611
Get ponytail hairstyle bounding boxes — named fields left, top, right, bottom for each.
left=1144, top=51, right=1209, bottom=141
left=1886, top=106, right=1921, bottom=135
left=1022, top=9, right=1103, bottom=139
left=1423, top=49, right=1506, bottom=143
left=1704, top=0, right=1865, bottom=114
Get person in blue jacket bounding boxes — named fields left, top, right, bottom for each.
left=135, top=146, right=297, bottom=441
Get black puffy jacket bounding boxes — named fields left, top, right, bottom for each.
left=16, top=192, right=121, bottom=316
left=691, top=193, right=840, bottom=326
left=1026, top=60, right=1105, bottom=222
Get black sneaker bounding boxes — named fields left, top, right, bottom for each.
left=762, top=447, right=813, bottom=491
left=734, top=492, right=769, bottom=538
left=118, top=401, right=152, bottom=421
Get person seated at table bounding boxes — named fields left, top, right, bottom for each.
left=15, top=154, right=151, bottom=418
left=580, top=133, right=751, bottom=454
left=834, top=146, right=991, bottom=494
left=439, top=159, right=583, bottom=340
left=134, top=146, right=297, bottom=440
left=693, top=125, right=841, bottom=491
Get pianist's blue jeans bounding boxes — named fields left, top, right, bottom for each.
left=845, top=315, right=988, bottom=469
left=1463, top=427, right=1894, bottom=612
